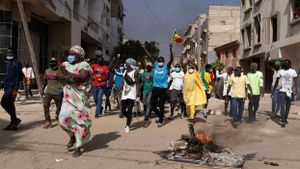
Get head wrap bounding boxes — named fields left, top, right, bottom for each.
left=69, top=45, right=85, bottom=58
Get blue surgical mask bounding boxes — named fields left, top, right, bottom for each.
left=175, top=67, right=180, bottom=72
left=67, top=55, right=76, bottom=63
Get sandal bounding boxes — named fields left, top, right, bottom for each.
left=72, top=148, right=83, bottom=158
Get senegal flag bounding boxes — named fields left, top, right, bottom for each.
left=172, top=30, right=183, bottom=43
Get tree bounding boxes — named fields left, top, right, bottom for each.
left=113, top=40, right=160, bottom=64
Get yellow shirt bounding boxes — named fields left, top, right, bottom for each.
left=228, top=75, right=250, bottom=98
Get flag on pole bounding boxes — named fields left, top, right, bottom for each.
left=172, top=29, right=183, bottom=43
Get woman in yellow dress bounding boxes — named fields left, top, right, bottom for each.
left=183, top=62, right=207, bottom=137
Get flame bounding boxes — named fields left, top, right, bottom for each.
left=196, top=132, right=214, bottom=145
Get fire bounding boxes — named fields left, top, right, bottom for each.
left=196, top=132, right=214, bottom=145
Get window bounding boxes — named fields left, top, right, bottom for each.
left=254, top=14, right=261, bottom=44
left=246, top=25, right=252, bottom=47
left=241, top=29, right=245, bottom=48
left=73, top=0, right=80, bottom=21
left=271, top=15, right=278, bottom=42
left=291, top=0, right=300, bottom=20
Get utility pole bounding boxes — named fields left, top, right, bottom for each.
left=16, top=0, right=43, bottom=99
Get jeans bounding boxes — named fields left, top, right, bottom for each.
left=104, top=87, right=112, bottom=111
left=231, top=97, right=245, bottom=123
left=93, top=86, right=105, bottom=115
left=150, top=87, right=167, bottom=123
left=272, top=89, right=281, bottom=114
left=248, top=95, right=260, bottom=122
left=121, top=99, right=135, bottom=126
left=24, top=84, right=33, bottom=98
left=143, top=92, right=152, bottom=116
left=43, top=93, right=63, bottom=122
left=280, top=92, right=292, bottom=123
left=1, top=93, right=17, bottom=123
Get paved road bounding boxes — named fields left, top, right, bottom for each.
left=1, top=94, right=300, bottom=169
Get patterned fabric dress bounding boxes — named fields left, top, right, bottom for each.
left=59, top=61, right=93, bottom=148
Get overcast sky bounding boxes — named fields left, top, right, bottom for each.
left=123, top=0, right=240, bottom=58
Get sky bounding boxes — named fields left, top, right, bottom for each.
left=123, top=0, right=240, bottom=58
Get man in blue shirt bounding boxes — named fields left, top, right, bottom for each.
left=148, top=43, right=174, bottom=127
left=1, top=47, right=23, bottom=130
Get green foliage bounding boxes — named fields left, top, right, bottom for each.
left=113, top=40, right=160, bottom=64
left=212, top=60, right=225, bottom=72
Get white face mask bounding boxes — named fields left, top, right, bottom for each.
left=158, top=62, right=164, bottom=67
left=6, top=56, right=14, bottom=60
left=188, top=69, right=194, bottom=74
left=130, top=65, right=136, bottom=70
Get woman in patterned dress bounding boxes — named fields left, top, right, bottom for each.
left=57, top=45, right=92, bottom=157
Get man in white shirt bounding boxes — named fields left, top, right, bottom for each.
left=22, top=62, right=35, bottom=100
left=216, top=67, right=233, bottom=116
left=273, top=60, right=297, bottom=127
left=169, top=64, right=186, bottom=119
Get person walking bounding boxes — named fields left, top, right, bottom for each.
left=227, top=67, right=252, bottom=128
left=57, top=45, right=93, bottom=157
left=120, top=58, right=140, bottom=133
left=1, top=47, right=22, bottom=130
left=216, top=67, right=233, bottom=115
left=247, top=63, right=264, bottom=123
left=201, top=64, right=214, bottom=118
left=149, top=43, right=174, bottom=127
left=169, top=63, right=186, bottom=119
left=91, top=56, right=109, bottom=118
left=22, top=62, right=35, bottom=100
left=42, top=57, right=63, bottom=129
left=113, top=62, right=125, bottom=117
left=142, top=62, right=154, bottom=121
left=183, top=62, right=207, bottom=137
left=269, top=60, right=282, bottom=116
left=273, top=60, right=297, bottom=127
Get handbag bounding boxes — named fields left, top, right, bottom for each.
left=124, top=71, right=135, bottom=86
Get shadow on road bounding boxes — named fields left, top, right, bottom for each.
left=84, top=132, right=121, bottom=153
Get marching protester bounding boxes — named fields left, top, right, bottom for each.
left=201, top=64, right=214, bottom=118
left=227, top=67, right=252, bottom=128
left=267, top=59, right=282, bottom=116
left=273, top=60, right=297, bottom=128
left=42, top=57, right=63, bottom=129
left=247, top=63, right=264, bottom=123
left=216, top=67, right=234, bottom=115
left=91, top=56, right=109, bottom=118
left=1, top=47, right=22, bottom=131
left=113, top=62, right=125, bottom=117
left=22, top=62, right=35, bottom=100
left=183, top=61, right=207, bottom=137
left=169, top=63, right=186, bottom=119
left=149, top=43, right=174, bottom=127
left=133, top=61, right=144, bottom=117
left=57, top=46, right=93, bottom=157
left=142, top=62, right=154, bottom=121
left=120, top=58, right=140, bottom=133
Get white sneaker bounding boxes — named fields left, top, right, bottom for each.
left=125, top=126, right=130, bottom=133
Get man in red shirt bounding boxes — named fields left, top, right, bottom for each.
left=91, top=57, right=109, bottom=118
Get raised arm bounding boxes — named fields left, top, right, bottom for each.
left=168, top=43, right=174, bottom=68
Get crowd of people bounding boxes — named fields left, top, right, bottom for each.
left=0, top=45, right=298, bottom=157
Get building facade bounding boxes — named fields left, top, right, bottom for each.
left=110, top=0, right=124, bottom=55
left=182, top=5, right=240, bottom=69
left=0, top=0, right=122, bottom=78
left=214, top=40, right=240, bottom=70
left=240, top=0, right=300, bottom=92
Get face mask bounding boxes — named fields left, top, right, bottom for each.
left=6, top=56, right=14, bottom=60
left=49, top=62, right=57, bottom=69
left=188, top=69, right=194, bottom=74
left=175, top=67, right=180, bottom=72
left=158, top=62, right=164, bottom=67
left=67, top=55, right=76, bottom=63
left=120, top=66, right=124, bottom=70
left=129, top=65, right=136, bottom=70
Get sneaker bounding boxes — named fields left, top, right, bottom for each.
left=42, top=122, right=52, bottom=129
left=125, top=126, right=130, bottom=133
left=157, top=123, right=163, bottom=128
left=95, top=114, right=100, bottom=119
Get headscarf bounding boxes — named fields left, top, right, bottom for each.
left=69, top=45, right=85, bottom=58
